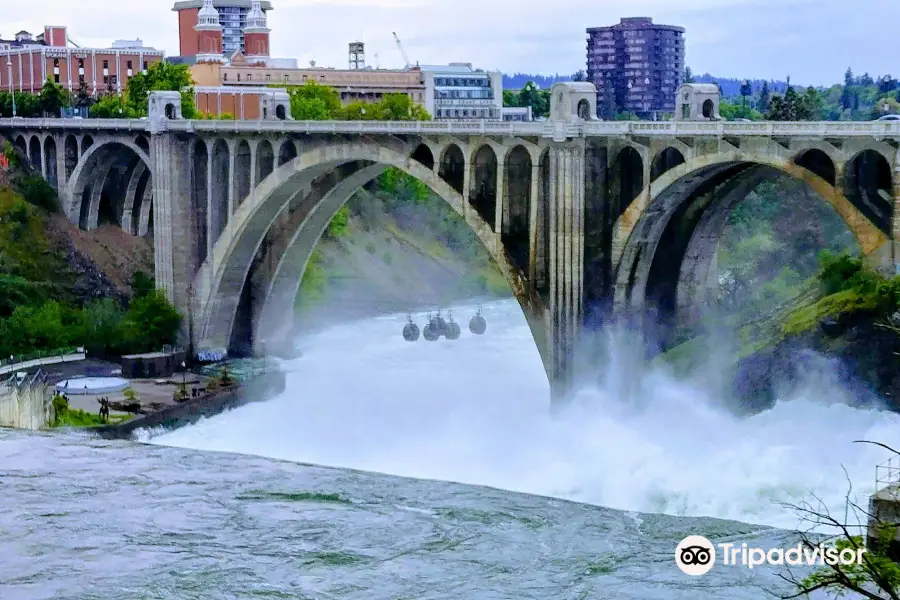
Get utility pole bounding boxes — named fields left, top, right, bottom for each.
left=6, top=57, right=17, bottom=117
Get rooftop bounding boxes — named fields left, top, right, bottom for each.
left=172, top=0, right=273, bottom=9
left=587, top=17, right=685, bottom=33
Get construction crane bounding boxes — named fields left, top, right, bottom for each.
left=392, top=32, right=410, bottom=69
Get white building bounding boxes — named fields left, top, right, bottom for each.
left=420, top=63, right=503, bottom=120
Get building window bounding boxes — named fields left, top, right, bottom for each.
left=223, top=73, right=228, bottom=81
left=103, top=60, right=108, bottom=69
left=143, top=61, right=148, bottom=71
left=237, top=74, right=241, bottom=81
left=54, top=74, right=60, bottom=83
left=127, top=60, right=132, bottom=70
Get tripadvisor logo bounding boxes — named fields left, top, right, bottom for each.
left=675, top=535, right=867, bottom=576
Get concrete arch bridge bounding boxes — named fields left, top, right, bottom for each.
left=2, top=84, right=899, bottom=400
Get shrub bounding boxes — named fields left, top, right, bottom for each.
left=17, top=175, right=58, bottom=212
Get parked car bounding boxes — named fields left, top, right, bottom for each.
left=876, top=114, right=900, bottom=121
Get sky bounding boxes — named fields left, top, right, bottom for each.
left=4, top=0, right=898, bottom=86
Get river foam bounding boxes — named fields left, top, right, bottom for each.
left=152, top=299, right=900, bottom=531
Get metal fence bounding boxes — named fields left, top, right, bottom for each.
left=875, top=456, right=900, bottom=498
left=0, top=368, right=51, bottom=430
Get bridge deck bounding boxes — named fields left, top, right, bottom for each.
left=2, top=118, right=899, bottom=138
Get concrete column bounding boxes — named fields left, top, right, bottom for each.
left=54, top=134, right=66, bottom=190
left=206, top=150, right=214, bottom=259
left=528, top=163, right=540, bottom=284
left=494, top=159, right=505, bottom=234
left=547, top=141, right=585, bottom=402
left=227, top=146, right=236, bottom=218
left=249, top=141, right=258, bottom=193
left=150, top=133, right=195, bottom=347
left=39, top=137, right=47, bottom=180
left=892, top=150, right=900, bottom=274
left=86, top=157, right=116, bottom=230
left=462, top=154, right=471, bottom=221
left=122, top=161, right=148, bottom=234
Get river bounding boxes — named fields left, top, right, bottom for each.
left=3, top=298, right=899, bottom=599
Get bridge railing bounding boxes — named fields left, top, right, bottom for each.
left=1, top=117, right=898, bottom=138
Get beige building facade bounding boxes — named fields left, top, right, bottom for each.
left=190, top=59, right=427, bottom=107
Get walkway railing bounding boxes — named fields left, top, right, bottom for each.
left=875, top=456, right=900, bottom=498
left=0, top=350, right=86, bottom=377
left=2, top=117, right=898, bottom=138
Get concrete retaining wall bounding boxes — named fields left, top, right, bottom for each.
left=0, top=384, right=52, bottom=430
left=88, top=369, right=286, bottom=440
left=0, top=352, right=86, bottom=376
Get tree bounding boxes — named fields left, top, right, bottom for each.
left=600, top=77, right=617, bottom=120
left=740, top=80, right=753, bottom=106
left=74, top=84, right=93, bottom=110
left=287, top=81, right=342, bottom=120
left=367, top=93, right=431, bottom=120
left=797, top=87, right=823, bottom=120
left=517, top=81, right=550, bottom=119
left=757, top=80, right=771, bottom=112
left=877, top=75, right=898, bottom=95
left=78, top=298, right=124, bottom=357
left=572, top=70, right=586, bottom=82
left=124, top=61, right=196, bottom=118
left=683, top=66, right=695, bottom=84
left=778, top=441, right=900, bottom=600
left=131, top=270, right=155, bottom=298
left=89, top=93, right=137, bottom=118
left=39, top=78, right=68, bottom=118
left=120, top=290, right=182, bottom=353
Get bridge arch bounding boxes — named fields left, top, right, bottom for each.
left=438, top=143, right=465, bottom=195
left=844, top=149, right=894, bottom=235
left=503, top=144, right=532, bottom=274
left=650, top=147, right=686, bottom=182
left=469, top=143, right=499, bottom=229
left=612, top=151, right=889, bottom=337
left=28, top=136, right=41, bottom=171
left=63, top=135, right=78, bottom=181
left=43, top=136, right=58, bottom=190
left=410, top=143, right=434, bottom=170
left=67, top=139, right=152, bottom=231
left=233, top=140, right=252, bottom=207
left=255, top=139, right=275, bottom=185
left=277, top=139, right=297, bottom=166
left=193, top=138, right=547, bottom=372
left=611, top=145, right=645, bottom=220
left=794, top=148, right=836, bottom=185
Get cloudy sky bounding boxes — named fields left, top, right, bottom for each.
left=5, top=0, right=897, bottom=86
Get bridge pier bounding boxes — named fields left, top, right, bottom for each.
left=546, top=140, right=586, bottom=400
left=149, top=128, right=196, bottom=349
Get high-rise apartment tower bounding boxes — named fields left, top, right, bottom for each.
left=586, top=17, right=685, bottom=119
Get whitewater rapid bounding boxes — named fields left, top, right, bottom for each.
left=152, top=299, right=900, bottom=531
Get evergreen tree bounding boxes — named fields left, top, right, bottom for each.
left=757, top=81, right=771, bottom=112
left=740, top=80, right=753, bottom=106
left=683, top=66, right=695, bottom=84
left=601, top=77, right=617, bottom=120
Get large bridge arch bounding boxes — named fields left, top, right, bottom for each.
left=611, top=150, right=889, bottom=338
left=66, top=139, right=152, bottom=230
left=192, top=138, right=548, bottom=375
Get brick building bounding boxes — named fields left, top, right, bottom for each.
left=190, top=59, right=428, bottom=107
left=586, top=17, right=685, bottom=119
left=174, top=0, right=273, bottom=60
left=0, top=27, right=164, bottom=94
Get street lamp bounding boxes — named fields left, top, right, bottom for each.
left=6, top=57, right=16, bottom=118
left=181, top=360, right=187, bottom=397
